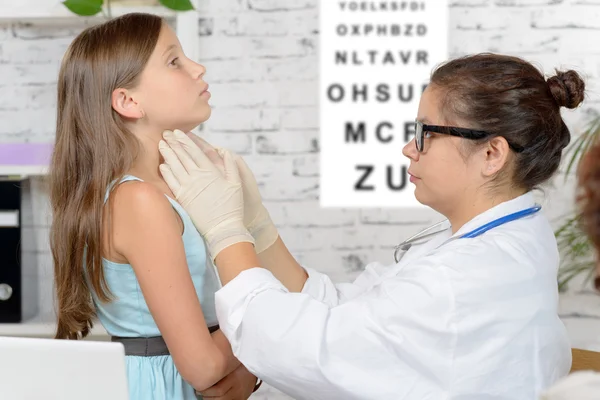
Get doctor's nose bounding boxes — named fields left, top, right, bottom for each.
left=403, top=138, right=419, bottom=161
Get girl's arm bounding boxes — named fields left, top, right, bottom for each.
left=109, top=181, right=239, bottom=391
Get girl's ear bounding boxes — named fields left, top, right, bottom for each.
left=111, top=88, right=144, bottom=119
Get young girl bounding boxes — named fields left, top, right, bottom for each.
left=48, top=13, right=255, bottom=399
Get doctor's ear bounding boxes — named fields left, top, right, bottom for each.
left=111, top=88, right=144, bottom=120
left=482, top=137, right=510, bottom=177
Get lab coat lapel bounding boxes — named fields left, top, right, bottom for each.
left=399, top=224, right=452, bottom=265
left=394, top=192, right=536, bottom=269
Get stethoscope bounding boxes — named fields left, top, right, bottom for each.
left=393, top=205, right=542, bottom=263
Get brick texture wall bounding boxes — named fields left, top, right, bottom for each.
left=1, top=1, right=599, bottom=398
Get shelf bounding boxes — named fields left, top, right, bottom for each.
left=0, top=166, right=48, bottom=177
left=0, top=143, right=52, bottom=177
left=0, top=3, right=178, bottom=21
left=0, top=314, right=109, bottom=340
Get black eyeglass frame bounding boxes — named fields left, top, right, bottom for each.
left=415, top=121, right=524, bottom=153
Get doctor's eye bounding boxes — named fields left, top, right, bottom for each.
left=424, top=131, right=434, bottom=139
left=168, top=57, right=179, bottom=67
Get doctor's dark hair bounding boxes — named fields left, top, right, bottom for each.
left=429, top=53, right=585, bottom=191
left=49, top=13, right=163, bottom=340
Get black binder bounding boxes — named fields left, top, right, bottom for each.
left=0, top=178, right=38, bottom=323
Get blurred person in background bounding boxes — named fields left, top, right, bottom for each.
left=539, top=129, right=600, bottom=399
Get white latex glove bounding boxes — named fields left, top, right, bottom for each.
left=184, top=132, right=279, bottom=254
left=539, top=371, right=600, bottom=400
left=158, top=129, right=254, bottom=260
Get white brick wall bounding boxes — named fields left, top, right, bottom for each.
left=1, top=1, right=600, bottom=398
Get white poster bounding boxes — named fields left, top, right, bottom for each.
left=320, top=0, right=449, bottom=208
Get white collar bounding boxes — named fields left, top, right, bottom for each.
left=396, top=192, right=537, bottom=267
left=450, top=191, right=536, bottom=239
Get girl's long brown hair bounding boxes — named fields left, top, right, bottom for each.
left=50, top=13, right=163, bottom=339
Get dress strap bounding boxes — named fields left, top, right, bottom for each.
left=103, top=175, right=143, bottom=204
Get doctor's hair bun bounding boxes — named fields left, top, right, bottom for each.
left=430, top=53, right=587, bottom=192
left=547, top=70, right=585, bottom=109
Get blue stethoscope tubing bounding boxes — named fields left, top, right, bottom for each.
left=393, top=205, right=542, bottom=263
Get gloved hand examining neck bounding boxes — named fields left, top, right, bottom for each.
left=181, top=132, right=279, bottom=255
left=158, top=129, right=254, bottom=261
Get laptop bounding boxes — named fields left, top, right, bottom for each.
left=0, top=336, right=129, bottom=400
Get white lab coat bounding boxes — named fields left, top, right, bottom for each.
left=215, top=192, right=571, bottom=400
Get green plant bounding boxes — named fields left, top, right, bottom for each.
left=62, top=0, right=194, bottom=19
left=556, top=114, right=600, bottom=291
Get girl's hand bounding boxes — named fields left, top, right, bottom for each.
left=197, top=364, right=260, bottom=400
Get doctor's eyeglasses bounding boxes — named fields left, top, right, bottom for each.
left=414, top=121, right=525, bottom=153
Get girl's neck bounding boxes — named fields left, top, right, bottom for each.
left=127, top=130, right=164, bottom=184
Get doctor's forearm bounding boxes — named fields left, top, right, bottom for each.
left=257, top=236, right=308, bottom=292
left=214, top=242, right=261, bottom=285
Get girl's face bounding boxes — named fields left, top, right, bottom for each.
left=121, top=24, right=211, bottom=134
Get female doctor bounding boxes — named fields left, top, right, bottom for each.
left=158, top=53, right=585, bottom=399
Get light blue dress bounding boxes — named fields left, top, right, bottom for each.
left=89, top=175, right=222, bottom=400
